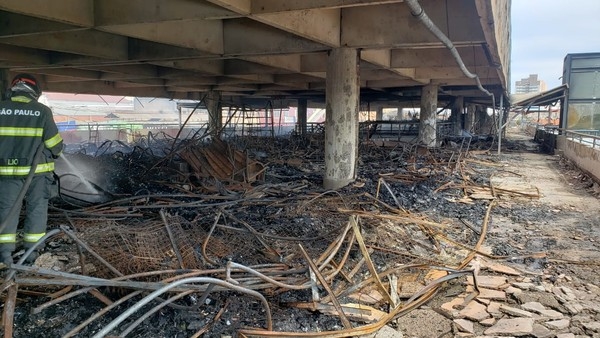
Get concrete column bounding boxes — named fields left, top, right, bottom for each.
left=476, top=105, right=493, bottom=134
left=418, top=83, right=438, bottom=147
left=206, top=90, right=222, bottom=137
left=297, top=98, right=308, bottom=136
left=324, top=48, right=359, bottom=190
left=177, top=105, right=183, bottom=128
left=450, top=96, right=464, bottom=135
left=396, top=107, right=404, bottom=120
left=376, top=107, right=384, bottom=120
left=465, top=104, right=475, bottom=133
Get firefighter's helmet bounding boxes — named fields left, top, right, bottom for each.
left=10, top=73, right=42, bottom=100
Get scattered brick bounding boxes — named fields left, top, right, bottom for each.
left=544, top=319, right=570, bottom=330
left=484, top=318, right=535, bottom=336
left=499, top=304, right=534, bottom=318
left=459, top=301, right=489, bottom=321
left=454, top=319, right=474, bottom=334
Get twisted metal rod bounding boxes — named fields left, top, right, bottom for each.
left=91, top=277, right=272, bottom=338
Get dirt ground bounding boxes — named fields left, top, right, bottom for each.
left=489, top=131, right=600, bottom=286
left=385, top=130, right=600, bottom=338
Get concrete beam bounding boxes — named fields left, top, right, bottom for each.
left=412, top=67, right=495, bottom=80
left=98, top=20, right=224, bottom=54
left=391, top=47, right=491, bottom=68
left=432, top=77, right=499, bottom=86
left=44, top=75, right=92, bottom=83
left=359, top=52, right=431, bottom=84
left=166, top=77, right=219, bottom=86
left=341, top=1, right=485, bottom=48
left=308, top=81, right=327, bottom=90
left=205, top=0, right=251, bottom=15
left=128, top=40, right=214, bottom=61
left=361, top=49, right=391, bottom=68
left=0, top=30, right=128, bottom=60
left=366, top=78, right=424, bottom=88
left=218, top=74, right=274, bottom=84
left=113, top=78, right=166, bottom=87
left=167, top=85, right=213, bottom=92
left=45, top=80, right=170, bottom=97
left=274, top=73, right=323, bottom=83
left=28, top=68, right=101, bottom=81
left=95, top=0, right=238, bottom=25
left=240, top=55, right=302, bottom=72
left=361, top=68, right=401, bottom=81
left=0, top=12, right=82, bottom=37
left=152, top=59, right=224, bottom=75
left=301, top=53, right=328, bottom=73
left=257, top=84, right=306, bottom=91
left=88, top=64, right=159, bottom=78
left=0, top=0, right=93, bottom=27
left=223, top=19, right=327, bottom=56
left=251, top=0, right=404, bottom=13
left=0, top=44, right=48, bottom=65
left=254, top=8, right=341, bottom=46
left=213, top=84, right=257, bottom=92
left=24, top=54, right=116, bottom=69
left=475, top=0, right=509, bottom=90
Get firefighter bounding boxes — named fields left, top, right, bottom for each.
left=0, top=73, right=63, bottom=266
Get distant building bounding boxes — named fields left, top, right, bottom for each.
left=515, top=74, right=547, bottom=94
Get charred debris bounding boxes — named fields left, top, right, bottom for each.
left=1, top=129, right=541, bottom=337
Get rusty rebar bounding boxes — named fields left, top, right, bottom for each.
left=60, top=225, right=124, bottom=277
left=1, top=284, right=18, bottom=338
left=160, top=209, right=185, bottom=269
left=298, top=244, right=352, bottom=329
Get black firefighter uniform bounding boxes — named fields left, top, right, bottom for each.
left=0, top=95, right=63, bottom=253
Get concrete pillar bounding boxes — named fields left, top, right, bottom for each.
left=465, top=104, right=475, bottom=133
left=376, top=107, right=384, bottom=120
left=476, top=105, right=493, bottom=134
left=418, top=83, right=438, bottom=147
left=450, top=96, right=464, bottom=135
left=396, top=107, right=404, bottom=120
left=297, top=98, right=308, bottom=136
left=206, top=90, right=222, bottom=137
left=324, top=48, right=359, bottom=190
left=177, top=105, right=183, bottom=128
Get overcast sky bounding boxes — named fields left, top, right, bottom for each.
left=511, top=0, right=600, bottom=92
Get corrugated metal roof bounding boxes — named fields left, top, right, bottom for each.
left=512, top=84, right=568, bottom=108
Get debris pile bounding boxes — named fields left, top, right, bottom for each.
left=2, top=132, right=599, bottom=337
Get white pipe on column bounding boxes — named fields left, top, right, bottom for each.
left=406, top=0, right=504, bottom=151
left=405, top=0, right=493, bottom=98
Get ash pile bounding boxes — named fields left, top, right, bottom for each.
left=1, top=130, right=542, bottom=337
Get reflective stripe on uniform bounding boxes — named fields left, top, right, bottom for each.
left=10, top=96, right=32, bottom=103
left=0, top=127, right=43, bottom=137
left=45, top=133, right=63, bottom=148
left=23, top=232, right=46, bottom=243
left=0, top=234, right=17, bottom=244
left=0, top=162, right=55, bottom=176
